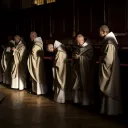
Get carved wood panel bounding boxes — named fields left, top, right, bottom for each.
left=107, top=0, right=126, bottom=33
left=91, top=0, right=105, bottom=36
left=76, top=0, right=90, bottom=36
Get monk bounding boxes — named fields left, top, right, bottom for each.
left=72, top=34, right=94, bottom=106
left=48, top=40, right=67, bottom=103
left=1, top=40, right=15, bottom=85
left=11, top=35, right=27, bottom=90
left=27, top=32, right=47, bottom=95
left=99, top=25, right=121, bottom=115
left=0, top=47, right=3, bottom=83
left=0, top=65, right=2, bottom=83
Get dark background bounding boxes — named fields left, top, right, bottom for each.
left=0, top=0, right=128, bottom=115
left=0, top=0, right=127, bottom=44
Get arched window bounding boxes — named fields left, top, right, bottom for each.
left=34, top=0, right=56, bottom=5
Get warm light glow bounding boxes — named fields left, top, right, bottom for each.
left=34, top=0, right=38, bottom=4
left=47, top=0, right=56, bottom=3
left=34, top=0, right=44, bottom=5
left=34, top=0, right=56, bottom=5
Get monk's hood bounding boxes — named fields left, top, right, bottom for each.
left=81, top=39, right=90, bottom=47
left=104, top=32, right=118, bottom=44
left=34, top=37, right=43, bottom=44
left=9, top=40, right=15, bottom=45
left=54, top=40, right=62, bottom=49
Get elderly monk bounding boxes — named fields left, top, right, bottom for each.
left=48, top=40, right=67, bottom=103
left=99, top=25, right=121, bottom=115
left=11, top=35, right=27, bottom=90
left=72, top=34, right=94, bottom=106
left=1, top=40, right=15, bottom=85
left=28, top=32, right=47, bottom=95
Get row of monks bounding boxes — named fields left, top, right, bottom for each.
left=0, top=25, right=121, bottom=116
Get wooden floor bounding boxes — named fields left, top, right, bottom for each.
left=0, top=85, right=127, bottom=128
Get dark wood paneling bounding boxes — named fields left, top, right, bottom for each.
left=76, top=1, right=90, bottom=36
left=42, top=5, right=50, bottom=39
left=107, top=0, right=126, bottom=33
left=52, top=3, right=63, bottom=38
left=64, top=1, right=73, bottom=38
left=0, top=0, right=128, bottom=44
left=11, top=0, right=22, bottom=9
left=91, top=0, right=105, bottom=36
left=52, top=2, right=73, bottom=39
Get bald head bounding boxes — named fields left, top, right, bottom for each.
left=99, top=25, right=109, bottom=37
left=76, top=34, right=85, bottom=46
left=47, top=44, right=54, bottom=52
left=14, top=35, right=21, bottom=44
left=30, top=31, right=37, bottom=41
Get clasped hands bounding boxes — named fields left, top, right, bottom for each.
left=72, top=54, right=80, bottom=59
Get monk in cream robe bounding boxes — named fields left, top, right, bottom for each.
left=1, top=40, right=15, bottom=85
left=11, top=35, right=27, bottom=90
left=0, top=46, right=3, bottom=83
left=0, top=62, right=3, bottom=83
left=99, top=25, right=121, bottom=115
left=28, top=32, right=47, bottom=95
left=72, top=34, right=94, bottom=106
left=48, top=40, right=67, bottom=103
left=0, top=64, right=3, bottom=83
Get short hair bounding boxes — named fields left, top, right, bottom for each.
left=99, top=25, right=109, bottom=33
left=14, top=35, right=21, bottom=40
left=76, top=34, right=84, bottom=39
left=30, top=31, right=37, bottom=37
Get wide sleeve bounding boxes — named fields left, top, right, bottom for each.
left=103, top=43, right=115, bottom=66
left=100, top=43, right=115, bottom=90
left=31, top=44, right=42, bottom=60
left=55, top=52, right=67, bottom=89
left=81, top=47, right=93, bottom=61
left=1, top=49, right=6, bottom=71
left=79, top=47, right=93, bottom=90
left=13, top=46, right=26, bottom=65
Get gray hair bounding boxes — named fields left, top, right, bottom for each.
left=99, top=25, right=109, bottom=33
left=30, top=31, right=37, bottom=37
left=76, top=34, right=84, bottom=39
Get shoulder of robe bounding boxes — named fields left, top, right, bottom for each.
left=34, top=41, right=43, bottom=49
left=58, top=50, right=67, bottom=56
left=18, top=44, right=26, bottom=51
left=56, top=50, right=66, bottom=57
left=107, top=39, right=118, bottom=47
left=108, top=40, right=114, bottom=44
left=15, top=43, right=22, bottom=49
left=105, top=43, right=115, bottom=52
left=21, top=44, right=26, bottom=48
left=87, top=44, right=93, bottom=50
left=80, top=44, right=93, bottom=54
left=56, top=51, right=67, bottom=63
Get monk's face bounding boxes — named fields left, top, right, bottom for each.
left=76, top=37, right=84, bottom=46
left=14, top=36, right=20, bottom=44
left=30, top=33, right=36, bottom=41
left=99, top=30, right=107, bottom=37
left=48, top=44, right=54, bottom=52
